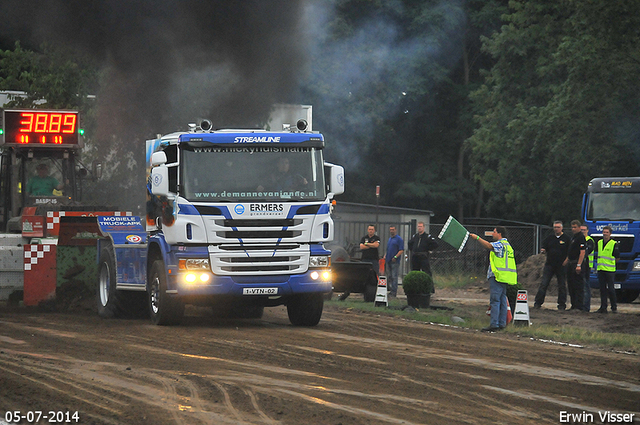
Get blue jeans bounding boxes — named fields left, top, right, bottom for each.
left=386, top=260, right=400, bottom=295
left=489, top=277, right=508, bottom=328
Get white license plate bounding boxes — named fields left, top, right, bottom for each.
left=243, top=287, right=278, bottom=295
left=614, top=284, right=621, bottom=289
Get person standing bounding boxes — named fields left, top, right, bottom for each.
left=534, top=221, right=570, bottom=310
left=581, top=225, right=595, bottom=312
left=470, top=227, right=517, bottom=332
left=595, top=225, right=619, bottom=313
left=565, top=220, right=586, bottom=311
left=408, top=221, right=438, bottom=276
left=360, top=224, right=381, bottom=273
left=384, top=225, right=404, bottom=297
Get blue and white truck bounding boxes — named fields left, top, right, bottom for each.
left=582, top=177, right=640, bottom=303
left=96, top=118, right=345, bottom=325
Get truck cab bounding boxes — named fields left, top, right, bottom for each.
left=96, top=119, right=345, bottom=326
left=582, top=177, right=640, bottom=303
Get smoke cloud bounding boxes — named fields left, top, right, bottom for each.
left=0, top=0, right=308, bottom=139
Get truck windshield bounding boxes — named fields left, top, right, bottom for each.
left=587, top=192, right=640, bottom=221
left=181, top=145, right=326, bottom=202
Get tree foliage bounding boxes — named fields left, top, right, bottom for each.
left=468, top=0, right=640, bottom=223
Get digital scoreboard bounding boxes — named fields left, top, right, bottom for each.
left=2, top=109, right=81, bottom=148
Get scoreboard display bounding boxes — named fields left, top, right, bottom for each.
left=2, top=109, right=81, bottom=148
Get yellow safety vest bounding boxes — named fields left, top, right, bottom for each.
left=490, top=239, right=517, bottom=285
left=585, top=235, right=594, bottom=269
left=596, top=239, right=616, bottom=272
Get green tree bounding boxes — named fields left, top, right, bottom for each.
left=468, top=0, right=640, bottom=223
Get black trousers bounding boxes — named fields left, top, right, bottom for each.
left=597, top=270, right=617, bottom=311
left=566, top=262, right=584, bottom=310
left=410, top=253, right=431, bottom=275
left=535, top=263, right=567, bottom=308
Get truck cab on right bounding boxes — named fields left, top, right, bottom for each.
left=582, top=177, right=640, bottom=303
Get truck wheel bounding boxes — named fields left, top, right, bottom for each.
left=287, top=293, right=323, bottom=326
left=148, top=260, right=184, bottom=325
left=363, top=270, right=378, bottom=302
left=363, top=283, right=377, bottom=302
left=97, top=246, right=123, bottom=318
left=331, top=246, right=350, bottom=262
left=616, top=289, right=639, bottom=304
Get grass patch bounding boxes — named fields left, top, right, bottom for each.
left=505, top=324, right=640, bottom=352
left=325, top=298, right=640, bottom=353
left=432, top=273, right=483, bottom=290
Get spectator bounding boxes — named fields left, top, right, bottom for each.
left=384, top=225, right=404, bottom=297
left=565, top=220, right=586, bottom=311
left=595, top=225, right=619, bottom=313
left=359, top=224, right=380, bottom=273
left=470, top=227, right=517, bottom=332
left=408, top=221, right=438, bottom=277
left=581, top=225, right=595, bottom=312
left=534, top=221, right=570, bottom=310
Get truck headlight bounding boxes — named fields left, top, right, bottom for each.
left=310, top=270, right=331, bottom=281
left=179, top=258, right=210, bottom=270
left=633, top=261, right=640, bottom=271
left=309, top=256, right=330, bottom=268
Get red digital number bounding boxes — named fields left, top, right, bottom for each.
left=62, top=114, right=76, bottom=133
left=49, top=114, right=62, bottom=132
left=19, top=113, right=34, bottom=132
left=18, top=112, right=77, bottom=134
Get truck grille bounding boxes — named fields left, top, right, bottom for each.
left=212, top=218, right=306, bottom=242
left=209, top=244, right=308, bottom=275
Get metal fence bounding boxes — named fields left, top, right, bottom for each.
left=331, top=220, right=554, bottom=277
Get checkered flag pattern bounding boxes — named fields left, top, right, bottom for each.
left=46, top=211, right=132, bottom=234
left=24, top=244, right=53, bottom=271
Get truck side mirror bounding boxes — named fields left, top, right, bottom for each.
left=151, top=151, right=167, bottom=166
left=325, top=163, right=345, bottom=196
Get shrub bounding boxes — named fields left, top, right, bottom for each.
left=402, top=271, right=433, bottom=294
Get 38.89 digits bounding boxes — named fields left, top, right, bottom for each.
left=19, top=112, right=77, bottom=134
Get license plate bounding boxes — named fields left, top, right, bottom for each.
left=614, top=284, right=621, bottom=289
left=243, top=287, right=278, bottom=295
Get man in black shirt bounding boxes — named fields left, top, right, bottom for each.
left=565, top=220, right=586, bottom=311
left=534, top=221, right=571, bottom=310
left=360, top=224, right=381, bottom=273
left=408, top=221, right=439, bottom=276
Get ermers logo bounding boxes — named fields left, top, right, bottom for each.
left=250, top=204, right=284, bottom=212
left=234, top=136, right=281, bottom=143
left=234, top=204, right=245, bottom=214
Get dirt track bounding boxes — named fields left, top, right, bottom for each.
left=2, top=238, right=635, bottom=425
left=0, top=303, right=639, bottom=425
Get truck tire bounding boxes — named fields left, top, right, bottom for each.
left=287, top=293, right=323, bottom=326
left=97, top=246, right=125, bottom=318
left=148, top=260, right=185, bottom=325
left=363, top=269, right=378, bottom=302
left=616, top=289, right=639, bottom=304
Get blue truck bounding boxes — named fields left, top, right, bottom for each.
left=581, top=177, right=640, bottom=303
left=96, top=119, right=345, bottom=325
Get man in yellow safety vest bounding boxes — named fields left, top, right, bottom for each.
left=470, top=227, right=517, bottom=332
left=595, top=225, right=619, bottom=313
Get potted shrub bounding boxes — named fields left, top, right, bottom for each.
left=402, top=271, right=433, bottom=308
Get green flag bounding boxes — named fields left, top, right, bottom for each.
left=438, top=215, right=469, bottom=253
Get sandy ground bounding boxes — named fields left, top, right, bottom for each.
left=1, top=295, right=639, bottom=425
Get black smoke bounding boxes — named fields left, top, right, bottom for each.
left=0, top=0, right=308, bottom=138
